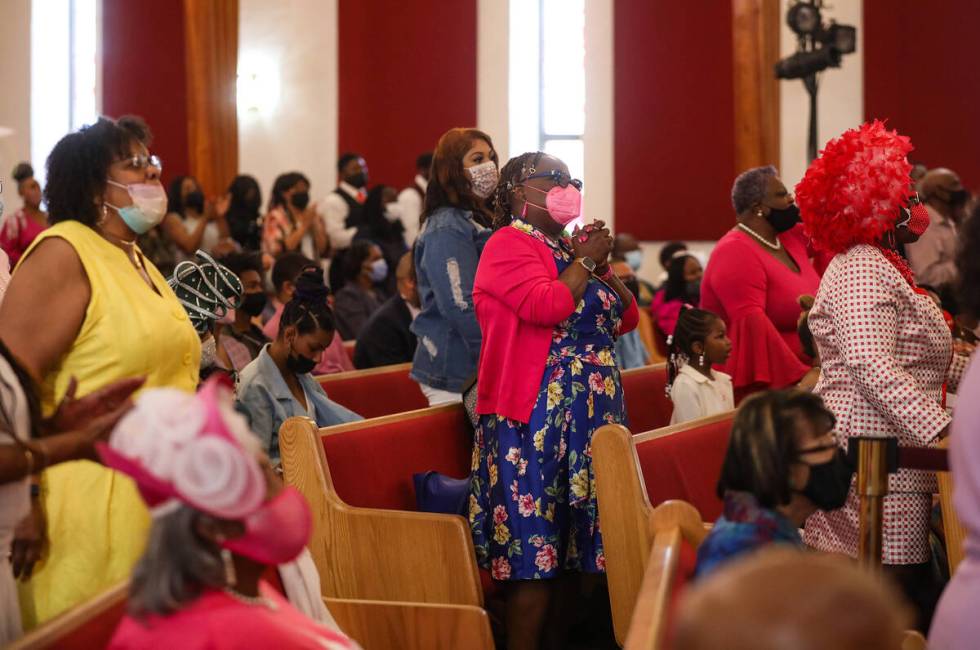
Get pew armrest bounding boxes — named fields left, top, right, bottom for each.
left=9, top=581, right=128, bottom=650
left=280, top=417, right=483, bottom=607
left=325, top=597, right=494, bottom=650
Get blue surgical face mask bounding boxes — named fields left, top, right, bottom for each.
left=625, top=250, right=643, bottom=272
left=369, top=258, right=388, bottom=283
left=105, top=180, right=168, bottom=234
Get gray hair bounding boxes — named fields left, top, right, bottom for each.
left=128, top=505, right=225, bottom=617
left=731, top=165, right=778, bottom=215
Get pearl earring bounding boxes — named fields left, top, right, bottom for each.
left=699, top=353, right=705, bottom=366
left=221, top=548, right=237, bottom=586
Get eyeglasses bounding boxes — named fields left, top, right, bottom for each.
left=116, top=154, right=163, bottom=172
left=525, top=170, right=583, bottom=191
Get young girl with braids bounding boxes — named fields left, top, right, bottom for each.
left=469, top=151, right=639, bottom=650
left=667, top=307, right=733, bottom=424
left=236, top=268, right=360, bottom=462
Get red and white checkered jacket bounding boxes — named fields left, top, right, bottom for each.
left=803, top=245, right=966, bottom=564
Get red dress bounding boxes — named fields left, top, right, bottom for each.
left=0, top=208, right=46, bottom=267
left=700, top=225, right=820, bottom=392
left=108, top=581, right=356, bottom=649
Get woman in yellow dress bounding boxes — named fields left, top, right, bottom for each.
left=0, top=115, right=201, bottom=627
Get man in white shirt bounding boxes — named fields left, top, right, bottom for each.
left=321, top=153, right=369, bottom=252
left=395, top=152, right=432, bottom=247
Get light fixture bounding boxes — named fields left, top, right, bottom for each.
left=237, top=53, right=280, bottom=116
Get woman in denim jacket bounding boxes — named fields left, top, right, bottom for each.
left=411, top=128, right=499, bottom=405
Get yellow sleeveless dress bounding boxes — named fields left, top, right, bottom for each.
left=15, top=221, right=201, bottom=628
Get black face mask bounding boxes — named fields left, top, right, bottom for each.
left=765, top=204, right=801, bottom=233
left=286, top=346, right=317, bottom=375
left=685, top=279, right=701, bottom=304
left=347, top=172, right=367, bottom=189
left=240, top=292, right=267, bottom=317
left=799, top=449, right=854, bottom=511
left=185, top=190, right=205, bottom=213
left=290, top=191, right=311, bottom=211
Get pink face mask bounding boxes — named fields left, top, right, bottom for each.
left=523, top=184, right=582, bottom=226
left=222, top=486, right=312, bottom=565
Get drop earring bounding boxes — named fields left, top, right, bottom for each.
left=98, top=204, right=108, bottom=226
left=699, top=353, right=706, bottom=367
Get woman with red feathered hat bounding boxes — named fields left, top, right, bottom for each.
left=798, top=120, right=971, bottom=631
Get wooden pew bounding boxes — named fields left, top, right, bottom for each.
left=8, top=581, right=128, bottom=650
left=279, top=414, right=493, bottom=648
left=279, top=413, right=480, bottom=603
left=317, top=362, right=429, bottom=419
left=593, top=412, right=734, bottom=646
left=621, top=501, right=706, bottom=650
left=937, top=439, right=966, bottom=575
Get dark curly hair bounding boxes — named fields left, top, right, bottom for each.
left=956, top=203, right=980, bottom=318
left=492, top=152, right=544, bottom=229
left=279, top=267, right=335, bottom=338
left=44, top=115, right=153, bottom=227
left=422, top=128, right=497, bottom=228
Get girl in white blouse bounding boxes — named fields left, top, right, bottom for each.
left=668, top=307, right=735, bottom=424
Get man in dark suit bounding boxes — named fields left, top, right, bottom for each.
left=353, top=251, right=419, bottom=368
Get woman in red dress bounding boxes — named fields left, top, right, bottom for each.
left=797, top=121, right=968, bottom=630
left=700, top=166, right=820, bottom=397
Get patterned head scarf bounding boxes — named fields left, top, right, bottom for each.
left=169, top=251, right=243, bottom=335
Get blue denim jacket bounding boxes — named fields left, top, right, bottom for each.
left=410, top=206, right=491, bottom=392
left=236, top=345, right=362, bottom=461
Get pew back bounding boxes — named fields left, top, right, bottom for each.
left=8, top=582, right=128, bottom=650
left=318, top=363, right=428, bottom=419
left=620, top=363, right=672, bottom=433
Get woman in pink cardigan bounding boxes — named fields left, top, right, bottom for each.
left=468, top=152, right=639, bottom=650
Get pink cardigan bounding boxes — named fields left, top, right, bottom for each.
left=474, top=226, right=639, bottom=423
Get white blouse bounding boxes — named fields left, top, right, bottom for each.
left=669, top=363, right=734, bottom=425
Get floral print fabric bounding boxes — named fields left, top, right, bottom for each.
left=468, top=219, right=628, bottom=580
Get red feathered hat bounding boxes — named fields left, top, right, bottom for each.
left=796, top=120, right=913, bottom=254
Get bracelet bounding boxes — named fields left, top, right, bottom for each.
left=597, top=266, right=615, bottom=282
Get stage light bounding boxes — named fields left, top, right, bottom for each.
left=787, top=2, right=821, bottom=36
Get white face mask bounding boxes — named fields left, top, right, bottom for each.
left=384, top=203, right=404, bottom=222
left=466, top=161, right=499, bottom=199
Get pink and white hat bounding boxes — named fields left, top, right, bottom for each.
left=97, top=377, right=267, bottom=519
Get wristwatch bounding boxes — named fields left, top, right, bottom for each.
left=577, top=257, right=597, bottom=273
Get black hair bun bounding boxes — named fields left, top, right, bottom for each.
left=293, top=267, right=329, bottom=304
left=12, top=162, right=34, bottom=183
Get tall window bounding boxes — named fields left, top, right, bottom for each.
left=509, top=0, right=586, bottom=183
left=31, top=0, right=99, bottom=190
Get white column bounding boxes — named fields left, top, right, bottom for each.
left=477, top=0, right=509, bottom=157
left=0, top=0, right=32, bottom=202
left=583, top=0, right=614, bottom=230
left=779, top=1, right=864, bottom=188
left=238, top=0, right=338, bottom=206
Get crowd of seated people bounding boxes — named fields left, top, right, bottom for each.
left=1, top=112, right=980, bottom=650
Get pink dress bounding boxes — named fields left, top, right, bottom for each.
left=803, top=245, right=965, bottom=565
left=262, top=302, right=354, bottom=375
left=700, top=225, right=819, bottom=391
left=649, top=290, right=683, bottom=336
left=0, top=208, right=46, bottom=266
left=108, top=581, right=355, bottom=649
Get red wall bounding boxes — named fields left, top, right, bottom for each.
left=613, top=1, right=736, bottom=241
left=102, top=0, right=190, bottom=185
left=864, top=1, right=980, bottom=189
left=337, top=0, right=477, bottom=190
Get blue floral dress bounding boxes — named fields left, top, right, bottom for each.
left=468, top=219, right=629, bottom=581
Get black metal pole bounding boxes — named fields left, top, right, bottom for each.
left=804, top=73, right=818, bottom=163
